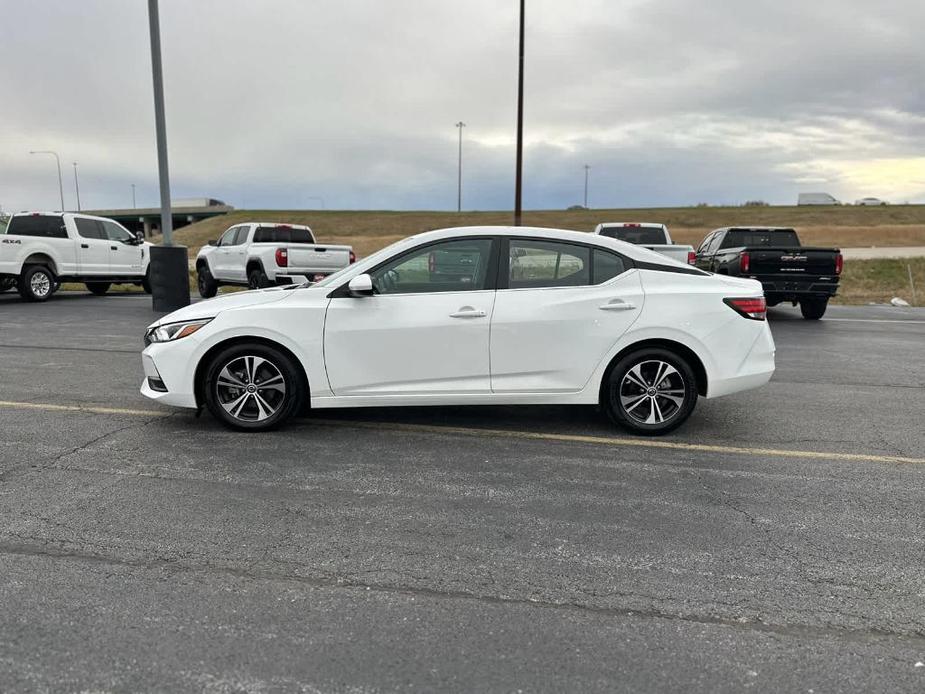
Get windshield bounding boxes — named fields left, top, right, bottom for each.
left=723, top=229, right=800, bottom=248
left=598, top=226, right=666, bottom=244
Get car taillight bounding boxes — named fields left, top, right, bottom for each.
left=428, top=252, right=435, bottom=272
left=687, top=250, right=696, bottom=265
left=275, top=248, right=288, bottom=267
left=739, top=251, right=750, bottom=274
left=835, top=253, right=843, bottom=275
left=349, top=250, right=356, bottom=264
left=724, top=297, right=767, bottom=321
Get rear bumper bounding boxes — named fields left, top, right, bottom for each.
left=706, top=322, right=775, bottom=398
left=759, top=277, right=839, bottom=302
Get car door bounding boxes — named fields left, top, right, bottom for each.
left=694, top=232, right=717, bottom=271
left=227, top=225, right=250, bottom=282
left=323, top=237, right=497, bottom=396
left=210, top=226, right=242, bottom=280
left=72, top=218, right=111, bottom=275
left=490, top=239, right=643, bottom=393
left=102, top=220, right=143, bottom=276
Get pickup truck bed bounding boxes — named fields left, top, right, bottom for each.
left=593, top=222, right=696, bottom=265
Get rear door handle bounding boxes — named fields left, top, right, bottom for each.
left=599, top=299, right=636, bottom=311
left=450, top=307, right=486, bottom=318
left=81, top=243, right=89, bottom=249
left=110, top=245, right=118, bottom=250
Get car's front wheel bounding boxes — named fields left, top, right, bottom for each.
left=197, top=266, right=218, bottom=298
left=604, top=348, right=698, bottom=435
left=202, top=343, right=305, bottom=431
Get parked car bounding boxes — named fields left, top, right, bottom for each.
left=694, top=227, right=842, bottom=319
left=195, top=222, right=355, bottom=297
left=141, top=226, right=775, bottom=434
left=0, top=212, right=151, bottom=301
left=855, top=197, right=888, bottom=206
left=593, top=222, right=696, bottom=265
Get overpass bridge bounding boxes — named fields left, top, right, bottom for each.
left=83, top=199, right=234, bottom=237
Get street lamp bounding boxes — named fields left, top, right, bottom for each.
left=513, top=0, right=525, bottom=226
left=583, top=164, right=590, bottom=209
left=73, top=162, right=81, bottom=211
left=147, top=0, right=190, bottom=311
left=131, top=183, right=136, bottom=208
left=29, top=150, right=65, bottom=211
left=455, top=121, right=465, bottom=213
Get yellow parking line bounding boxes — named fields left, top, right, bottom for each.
left=0, top=398, right=921, bottom=465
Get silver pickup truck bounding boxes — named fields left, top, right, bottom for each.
left=195, top=222, right=355, bottom=297
left=593, top=222, right=696, bottom=265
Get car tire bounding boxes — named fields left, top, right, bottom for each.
left=248, top=267, right=269, bottom=290
left=604, top=348, right=698, bottom=436
left=202, top=343, right=305, bottom=432
left=0, top=277, right=15, bottom=293
left=142, top=271, right=152, bottom=294
left=197, top=266, right=218, bottom=298
left=18, top=265, right=56, bottom=302
left=800, top=297, right=828, bottom=320
left=86, top=282, right=111, bottom=296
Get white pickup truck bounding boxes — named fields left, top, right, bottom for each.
left=593, top=222, right=696, bottom=265
left=195, top=222, right=355, bottom=297
left=0, top=212, right=151, bottom=301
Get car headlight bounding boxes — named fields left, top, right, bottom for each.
left=146, top=318, right=212, bottom=344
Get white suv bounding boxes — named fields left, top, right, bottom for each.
left=0, top=212, right=152, bottom=301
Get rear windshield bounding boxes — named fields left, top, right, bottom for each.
left=253, top=226, right=314, bottom=243
left=598, top=226, right=665, bottom=244
left=5, top=215, right=68, bottom=238
left=722, top=229, right=799, bottom=248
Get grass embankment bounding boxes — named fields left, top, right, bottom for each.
left=836, top=258, right=924, bottom=306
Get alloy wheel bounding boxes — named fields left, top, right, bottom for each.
left=31, top=271, right=51, bottom=298
left=215, top=355, right=287, bottom=422
left=618, top=360, right=686, bottom=425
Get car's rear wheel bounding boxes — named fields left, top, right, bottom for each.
left=142, top=270, right=152, bottom=294
left=248, top=267, right=269, bottom=290
left=202, top=343, right=305, bottom=431
left=800, top=297, right=828, bottom=320
left=197, top=266, right=218, bottom=298
left=18, top=265, right=55, bottom=302
left=86, top=282, right=111, bottom=295
left=604, top=348, right=698, bottom=435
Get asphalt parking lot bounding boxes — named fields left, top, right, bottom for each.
left=1, top=291, right=924, bottom=692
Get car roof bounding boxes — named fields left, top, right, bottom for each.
left=397, top=226, right=678, bottom=264
left=596, top=222, right=667, bottom=228
left=713, top=226, right=796, bottom=232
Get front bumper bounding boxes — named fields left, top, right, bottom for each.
left=139, top=343, right=199, bottom=409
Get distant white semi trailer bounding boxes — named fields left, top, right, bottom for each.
left=797, top=192, right=840, bottom=206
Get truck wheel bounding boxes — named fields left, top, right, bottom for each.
left=248, top=267, right=269, bottom=290
left=86, top=282, right=111, bottom=296
left=202, top=343, right=305, bottom=431
left=197, top=266, right=218, bottom=298
left=0, top=277, right=15, bottom=293
left=142, top=270, right=152, bottom=294
left=18, top=265, right=56, bottom=302
left=800, top=297, right=828, bottom=320
left=603, top=348, right=698, bottom=436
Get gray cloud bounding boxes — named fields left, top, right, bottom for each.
left=1, top=0, right=923, bottom=214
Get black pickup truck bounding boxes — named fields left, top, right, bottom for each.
left=694, top=227, right=843, bottom=319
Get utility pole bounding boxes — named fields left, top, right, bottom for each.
left=147, top=0, right=190, bottom=310
left=513, top=0, right=525, bottom=226
left=583, top=164, right=590, bottom=209
left=73, top=162, right=81, bottom=211
left=455, top=121, right=465, bottom=212
left=131, top=183, right=136, bottom=208
left=29, top=150, right=65, bottom=211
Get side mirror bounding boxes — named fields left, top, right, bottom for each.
left=347, top=274, right=374, bottom=297
left=208, top=239, right=218, bottom=246
left=134, top=231, right=145, bottom=243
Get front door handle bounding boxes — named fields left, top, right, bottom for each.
left=450, top=307, right=486, bottom=318
left=111, top=245, right=118, bottom=250
left=81, top=243, right=89, bottom=249
left=599, top=299, right=636, bottom=311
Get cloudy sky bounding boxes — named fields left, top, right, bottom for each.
left=2, top=0, right=924, bottom=213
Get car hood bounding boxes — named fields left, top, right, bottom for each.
left=147, top=287, right=294, bottom=328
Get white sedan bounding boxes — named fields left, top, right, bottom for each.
left=141, top=227, right=775, bottom=435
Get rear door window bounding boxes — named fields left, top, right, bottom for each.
left=509, top=240, right=590, bottom=289
left=7, top=215, right=68, bottom=238
left=75, top=218, right=106, bottom=239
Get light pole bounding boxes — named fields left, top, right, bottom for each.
left=73, top=162, right=81, bottom=211
left=513, top=0, right=525, bottom=226
left=455, top=121, right=465, bottom=212
left=147, top=0, right=190, bottom=311
left=583, top=164, right=590, bottom=209
left=29, top=150, right=65, bottom=211
left=131, top=183, right=136, bottom=208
